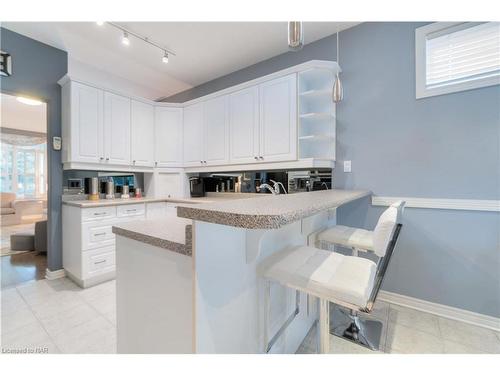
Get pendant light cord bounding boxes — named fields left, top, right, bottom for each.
left=336, top=26, right=340, bottom=65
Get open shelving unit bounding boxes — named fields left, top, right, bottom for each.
left=297, top=64, right=339, bottom=161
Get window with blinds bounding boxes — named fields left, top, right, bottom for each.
left=416, top=22, right=500, bottom=98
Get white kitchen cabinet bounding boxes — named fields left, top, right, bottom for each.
left=183, top=103, right=204, bottom=167
left=229, top=86, right=260, bottom=164
left=104, top=92, right=131, bottom=165
left=155, top=107, right=183, bottom=167
left=204, top=96, right=229, bottom=165
left=259, top=74, right=297, bottom=162
left=63, top=203, right=146, bottom=288
left=63, top=81, right=104, bottom=164
left=131, top=100, right=155, bottom=167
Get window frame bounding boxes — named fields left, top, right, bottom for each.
left=415, top=22, right=500, bottom=99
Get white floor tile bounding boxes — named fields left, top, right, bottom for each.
left=1, top=305, right=39, bottom=335
left=438, top=317, right=500, bottom=354
left=36, top=303, right=101, bottom=338
left=386, top=323, right=444, bottom=354
left=85, top=293, right=116, bottom=317
left=443, top=340, right=487, bottom=354
left=52, top=316, right=116, bottom=354
left=388, top=305, right=440, bottom=336
left=1, top=320, right=52, bottom=350
left=29, top=291, right=87, bottom=320
left=1, top=288, right=28, bottom=315
left=78, top=280, right=115, bottom=302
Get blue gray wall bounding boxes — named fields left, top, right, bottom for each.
left=1, top=27, right=68, bottom=271
left=165, top=22, right=500, bottom=317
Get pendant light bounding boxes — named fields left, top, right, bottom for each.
left=288, top=22, right=304, bottom=51
left=332, top=27, right=344, bottom=103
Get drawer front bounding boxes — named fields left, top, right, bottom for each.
left=82, top=220, right=116, bottom=251
left=82, top=206, right=116, bottom=222
left=117, top=203, right=146, bottom=218
left=82, top=246, right=115, bottom=278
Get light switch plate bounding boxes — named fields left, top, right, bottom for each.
left=344, top=160, right=352, bottom=173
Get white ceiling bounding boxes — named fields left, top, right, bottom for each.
left=1, top=93, right=47, bottom=134
left=2, top=22, right=358, bottom=99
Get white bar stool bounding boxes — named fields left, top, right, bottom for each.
left=258, top=201, right=404, bottom=353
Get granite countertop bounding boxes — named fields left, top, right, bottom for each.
left=177, top=189, right=371, bottom=229
left=62, top=192, right=259, bottom=208
left=112, top=218, right=193, bottom=256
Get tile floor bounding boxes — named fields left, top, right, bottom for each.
left=1, top=277, right=499, bottom=354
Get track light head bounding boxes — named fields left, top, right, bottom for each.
left=122, top=32, right=130, bottom=46
left=162, top=51, right=169, bottom=64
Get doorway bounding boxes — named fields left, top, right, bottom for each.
left=1, top=92, right=48, bottom=287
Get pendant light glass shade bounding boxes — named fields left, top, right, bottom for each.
left=332, top=74, right=344, bottom=103
left=332, top=27, right=343, bottom=103
left=288, top=21, right=304, bottom=51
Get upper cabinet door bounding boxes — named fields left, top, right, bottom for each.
left=259, top=74, right=297, bottom=162
left=228, top=86, right=260, bottom=164
left=183, top=103, right=204, bottom=167
left=204, top=96, right=229, bottom=166
left=154, top=107, right=183, bottom=167
left=131, top=100, right=155, bottom=167
left=104, top=92, right=131, bottom=165
left=70, top=82, right=104, bottom=163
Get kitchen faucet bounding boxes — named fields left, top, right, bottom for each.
left=259, top=180, right=288, bottom=195
left=258, top=183, right=279, bottom=195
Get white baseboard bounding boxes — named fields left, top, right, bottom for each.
left=45, top=268, right=66, bottom=280
left=378, top=290, right=500, bottom=332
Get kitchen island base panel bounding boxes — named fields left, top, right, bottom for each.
left=116, top=236, right=193, bottom=354
left=194, top=210, right=336, bottom=353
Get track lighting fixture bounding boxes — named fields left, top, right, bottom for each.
left=162, top=51, right=169, bottom=64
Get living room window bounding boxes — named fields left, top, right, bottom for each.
left=1, top=138, right=47, bottom=198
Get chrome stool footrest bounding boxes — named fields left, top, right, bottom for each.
left=330, top=304, right=384, bottom=351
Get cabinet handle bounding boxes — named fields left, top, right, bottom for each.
left=106, top=157, right=109, bottom=161
left=93, top=212, right=106, bottom=216
left=133, top=160, right=136, bottom=164
left=260, top=156, right=264, bottom=160
left=94, top=260, right=107, bottom=265
left=254, top=156, right=258, bottom=160
left=94, top=232, right=106, bottom=236
left=126, top=209, right=137, bottom=213
left=155, top=161, right=158, bottom=166
left=200, top=160, right=203, bottom=164
left=99, top=157, right=104, bottom=161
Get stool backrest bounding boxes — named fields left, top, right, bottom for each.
left=373, top=200, right=405, bottom=257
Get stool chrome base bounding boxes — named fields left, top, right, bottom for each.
left=330, top=304, right=383, bottom=351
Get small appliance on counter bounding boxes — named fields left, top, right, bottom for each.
left=105, top=178, right=115, bottom=200
left=121, top=185, right=130, bottom=199
left=135, top=187, right=142, bottom=198
left=86, top=177, right=100, bottom=201
left=189, top=177, right=205, bottom=197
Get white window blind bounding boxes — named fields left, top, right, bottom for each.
left=425, top=22, right=500, bottom=89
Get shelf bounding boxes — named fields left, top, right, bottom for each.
left=299, top=135, right=335, bottom=141
left=299, top=112, right=335, bottom=121
left=299, top=89, right=332, bottom=98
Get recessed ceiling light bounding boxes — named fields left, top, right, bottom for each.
left=162, top=51, right=169, bottom=64
left=122, top=32, right=130, bottom=46
left=16, top=96, right=43, bottom=106
left=96, top=21, right=104, bottom=26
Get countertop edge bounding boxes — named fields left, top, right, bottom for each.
left=112, top=225, right=192, bottom=257
left=177, top=190, right=371, bottom=229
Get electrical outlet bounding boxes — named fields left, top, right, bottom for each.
left=343, top=160, right=352, bottom=173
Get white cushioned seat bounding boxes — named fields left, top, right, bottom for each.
left=317, top=225, right=374, bottom=251
left=259, top=246, right=377, bottom=307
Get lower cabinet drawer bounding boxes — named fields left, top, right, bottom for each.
left=82, top=246, right=115, bottom=278
left=82, top=221, right=115, bottom=250
left=117, top=203, right=146, bottom=218
left=82, top=206, right=116, bottom=222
